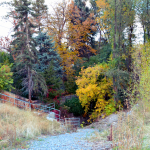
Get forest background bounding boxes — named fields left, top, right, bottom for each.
left=0, top=0, right=149, bottom=123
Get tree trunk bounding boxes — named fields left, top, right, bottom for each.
left=26, top=14, right=32, bottom=104
left=128, top=25, right=133, bottom=72
left=99, top=25, right=101, bottom=49
left=113, top=0, right=118, bottom=103
left=144, top=25, right=146, bottom=45
left=28, top=67, right=32, bottom=102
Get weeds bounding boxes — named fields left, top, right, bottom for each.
left=86, top=98, right=150, bottom=150
left=112, top=99, right=150, bottom=150
left=0, top=103, right=64, bottom=149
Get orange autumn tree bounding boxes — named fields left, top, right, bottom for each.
left=46, top=0, right=97, bottom=72
left=46, top=2, right=67, bottom=46
left=67, top=1, right=97, bottom=60
left=46, top=1, right=97, bottom=93
left=45, top=1, right=79, bottom=93
left=46, top=1, right=77, bottom=77
left=76, top=63, right=116, bottom=122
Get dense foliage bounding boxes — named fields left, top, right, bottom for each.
left=0, top=64, right=13, bottom=91
left=35, top=32, right=62, bottom=75
left=44, top=61, right=64, bottom=100
left=0, top=52, right=14, bottom=91
left=76, top=63, right=116, bottom=121
left=1, top=0, right=150, bottom=123
left=64, top=97, right=84, bottom=116
left=10, top=0, right=47, bottom=101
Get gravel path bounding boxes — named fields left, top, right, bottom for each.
left=23, top=129, right=100, bottom=150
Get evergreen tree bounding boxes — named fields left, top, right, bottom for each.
left=90, top=0, right=99, bottom=17
left=44, top=60, right=64, bottom=99
left=32, top=0, right=48, bottom=32
left=10, top=0, right=47, bottom=101
left=74, top=0, right=90, bottom=22
left=35, top=32, right=63, bottom=77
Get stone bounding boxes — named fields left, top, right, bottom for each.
left=48, top=112, right=55, bottom=119
left=46, top=116, right=57, bottom=121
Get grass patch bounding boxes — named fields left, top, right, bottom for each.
left=111, top=99, right=150, bottom=150
left=0, top=103, right=64, bottom=149
left=86, top=99, right=150, bottom=150
left=85, top=129, right=109, bottom=142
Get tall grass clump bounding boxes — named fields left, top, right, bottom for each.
left=112, top=105, right=144, bottom=149
left=112, top=43, right=150, bottom=149
left=0, top=103, right=63, bottom=149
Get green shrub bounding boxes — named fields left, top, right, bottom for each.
left=0, top=64, right=14, bottom=91
left=64, top=97, right=84, bottom=116
left=64, top=77, right=77, bottom=94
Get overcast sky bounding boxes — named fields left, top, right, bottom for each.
left=0, top=0, right=65, bottom=38
left=0, top=0, right=144, bottom=44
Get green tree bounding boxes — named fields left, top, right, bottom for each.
left=35, top=32, right=63, bottom=76
left=0, top=51, right=14, bottom=65
left=32, top=0, right=48, bottom=32
left=96, top=0, right=136, bottom=103
left=0, top=51, right=14, bottom=91
left=44, top=61, right=64, bottom=99
left=137, top=0, right=150, bottom=44
left=10, top=0, right=47, bottom=101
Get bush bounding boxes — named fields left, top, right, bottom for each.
left=64, top=97, right=84, bottom=116
left=0, top=64, right=13, bottom=91
left=64, top=79, right=77, bottom=94
left=0, top=51, right=14, bottom=65
left=76, top=63, right=117, bottom=122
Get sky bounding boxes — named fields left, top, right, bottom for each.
left=0, top=0, right=65, bottom=38
left=0, top=0, right=144, bottom=44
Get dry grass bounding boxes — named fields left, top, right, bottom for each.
left=0, top=102, right=65, bottom=149
left=111, top=99, right=150, bottom=150
left=112, top=108, right=144, bottom=149
left=86, top=99, right=150, bottom=150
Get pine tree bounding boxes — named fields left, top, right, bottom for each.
left=32, top=0, right=48, bottom=32
left=74, top=0, right=90, bottom=22
left=10, top=0, right=47, bottom=101
left=35, top=32, right=63, bottom=77
left=44, top=60, right=64, bottom=99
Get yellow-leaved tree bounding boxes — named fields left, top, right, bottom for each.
left=76, top=63, right=116, bottom=122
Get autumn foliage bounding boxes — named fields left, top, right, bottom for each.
left=67, top=1, right=97, bottom=59
left=76, top=64, right=116, bottom=122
